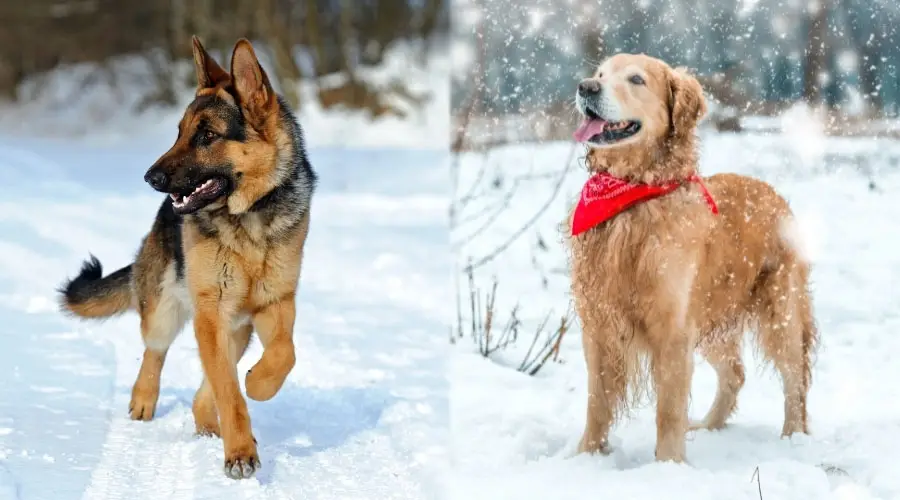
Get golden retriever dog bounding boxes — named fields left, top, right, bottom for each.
left=566, top=53, right=817, bottom=463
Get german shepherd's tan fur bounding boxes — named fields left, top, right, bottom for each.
left=568, top=54, right=817, bottom=463
left=59, top=37, right=317, bottom=479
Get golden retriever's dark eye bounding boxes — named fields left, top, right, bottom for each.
left=629, top=75, right=645, bottom=85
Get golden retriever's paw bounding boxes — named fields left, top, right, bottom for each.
left=223, top=444, right=261, bottom=480
left=128, top=392, right=158, bottom=421
left=688, top=419, right=727, bottom=432
left=654, top=443, right=688, bottom=464
left=577, top=436, right=612, bottom=456
left=655, top=451, right=688, bottom=464
left=781, top=420, right=809, bottom=439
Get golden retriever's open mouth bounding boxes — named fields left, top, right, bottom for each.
left=574, top=109, right=641, bottom=145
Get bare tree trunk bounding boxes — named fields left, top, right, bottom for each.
left=803, top=0, right=828, bottom=106
left=0, top=60, right=22, bottom=100
left=419, top=0, right=443, bottom=40
left=254, top=0, right=302, bottom=109
left=305, top=0, right=325, bottom=76
left=580, top=30, right=604, bottom=66
left=189, top=0, right=213, bottom=45
left=169, top=0, right=189, bottom=59
left=337, top=0, right=358, bottom=83
left=858, top=39, right=881, bottom=115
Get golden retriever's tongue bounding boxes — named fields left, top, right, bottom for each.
left=574, top=118, right=607, bottom=142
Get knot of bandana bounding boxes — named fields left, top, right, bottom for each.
left=571, top=172, right=718, bottom=236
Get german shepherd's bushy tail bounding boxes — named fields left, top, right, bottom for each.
left=59, top=255, right=133, bottom=318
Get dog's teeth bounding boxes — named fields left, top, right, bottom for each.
left=170, top=194, right=177, bottom=201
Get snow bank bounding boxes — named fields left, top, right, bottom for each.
left=0, top=41, right=448, bottom=150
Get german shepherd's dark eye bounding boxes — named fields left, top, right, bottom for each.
left=629, top=74, right=645, bottom=85
left=191, top=126, right=220, bottom=147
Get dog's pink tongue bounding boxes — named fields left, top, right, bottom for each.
left=574, top=118, right=606, bottom=142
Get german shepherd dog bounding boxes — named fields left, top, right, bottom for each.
left=58, top=36, right=316, bottom=479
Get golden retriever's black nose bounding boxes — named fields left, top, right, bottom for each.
left=578, top=79, right=601, bottom=96
left=144, top=169, right=170, bottom=192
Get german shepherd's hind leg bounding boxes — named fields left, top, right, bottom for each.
left=754, top=262, right=816, bottom=437
left=577, top=310, right=628, bottom=455
left=690, top=334, right=745, bottom=431
left=130, top=348, right=167, bottom=421
left=245, top=295, right=297, bottom=402
left=129, top=268, right=189, bottom=421
left=193, top=322, right=254, bottom=437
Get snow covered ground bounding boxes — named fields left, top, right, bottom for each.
left=0, top=115, right=450, bottom=497
left=451, top=131, right=900, bottom=499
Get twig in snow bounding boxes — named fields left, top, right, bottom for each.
left=750, top=466, right=763, bottom=499
left=519, top=309, right=572, bottom=376
left=458, top=266, right=568, bottom=376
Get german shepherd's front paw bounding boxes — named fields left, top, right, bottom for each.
left=195, top=421, right=221, bottom=438
left=245, top=342, right=295, bottom=401
left=223, top=442, right=261, bottom=480
left=128, top=390, right=158, bottom=421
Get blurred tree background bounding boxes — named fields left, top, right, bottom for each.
left=0, top=0, right=447, bottom=116
left=452, top=0, right=900, bottom=146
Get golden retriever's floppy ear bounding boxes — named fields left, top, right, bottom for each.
left=668, top=66, right=707, bottom=137
left=191, top=35, right=229, bottom=90
left=230, top=39, right=277, bottom=125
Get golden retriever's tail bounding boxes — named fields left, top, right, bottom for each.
left=58, top=255, right=133, bottom=318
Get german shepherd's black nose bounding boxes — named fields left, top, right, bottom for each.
left=578, top=79, right=601, bottom=96
left=144, top=169, right=170, bottom=192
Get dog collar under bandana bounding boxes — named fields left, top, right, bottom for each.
left=570, top=171, right=719, bottom=236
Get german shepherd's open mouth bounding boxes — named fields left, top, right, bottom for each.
left=168, top=175, right=232, bottom=214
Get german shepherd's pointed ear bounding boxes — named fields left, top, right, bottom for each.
left=191, top=35, right=229, bottom=90
left=667, top=66, right=707, bottom=138
left=230, top=39, right=277, bottom=126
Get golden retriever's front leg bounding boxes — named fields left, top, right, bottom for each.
left=651, top=336, right=693, bottom=463
left=578, top=317, right=627, bottom=455
left=194, top=306, right=259, bottom=479
left=245, top=295, right=297, bottom=401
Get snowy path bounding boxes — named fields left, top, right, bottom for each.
left=452, top=136, right=900, bottom=500
left=0, top=139, right=450, bottom=499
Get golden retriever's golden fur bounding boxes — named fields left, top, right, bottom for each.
left=566, top=53, right=817, bottom=463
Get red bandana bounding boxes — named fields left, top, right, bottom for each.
left=571, top=172, right=719, bottom=236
